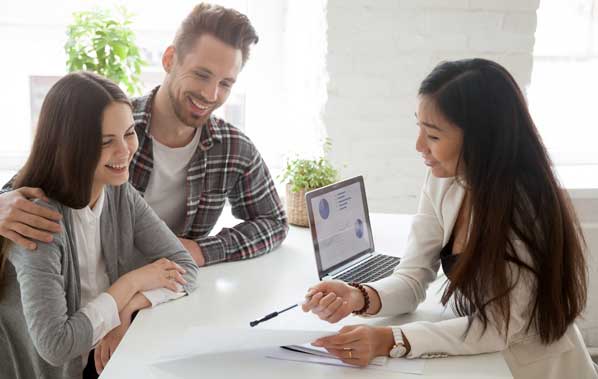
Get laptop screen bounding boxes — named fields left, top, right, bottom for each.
left=305, top=176, right=375, bottom=278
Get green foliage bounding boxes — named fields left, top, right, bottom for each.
left=65, top=6, right=145, bottom=95
left=279, top=156, right=339, bottom=193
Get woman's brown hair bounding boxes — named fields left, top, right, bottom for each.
left=15, top=71, right=130, bottom=208
left=0, top=72, right=130, bottom=278
left=419, top=59, right=587, bottom=344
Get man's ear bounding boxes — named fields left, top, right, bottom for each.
left=162, top=46, right=176, bottom=73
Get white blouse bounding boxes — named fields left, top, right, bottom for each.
left=365, top=170, right=595, bottom=378
left=73, top=189, right=184, bottom=365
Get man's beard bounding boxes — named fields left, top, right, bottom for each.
left=167, top=84, right=207, bottom=129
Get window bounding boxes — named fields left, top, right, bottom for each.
left=528, top=0, right=598, bottom=167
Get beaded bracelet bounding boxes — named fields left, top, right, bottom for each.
left=348, top=282, right=370, bottom=315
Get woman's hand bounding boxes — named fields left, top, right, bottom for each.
left=107, top=259, right=185, bottom=313
left=94, top=292, right=152, bottom=374
left=312, top=325, right=396, bottom=367
left=94, top=312, right=133, bottom=374
left=127, top=258, right=187, bottom=292
left=301, top=280, right=364, bottom=323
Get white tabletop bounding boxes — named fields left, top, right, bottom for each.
left=100, top=213, right=512, bottom=379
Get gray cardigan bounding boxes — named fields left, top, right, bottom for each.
left=0, top=183, right=199, bottom=379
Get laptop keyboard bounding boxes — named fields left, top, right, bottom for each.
left=335, top=254, right=401, bottom=283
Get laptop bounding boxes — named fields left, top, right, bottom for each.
left=305, top=176, right=401, bottom=283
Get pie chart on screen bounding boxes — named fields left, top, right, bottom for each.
left=319, top=198, right=330, bottom=219
left=355, top=219, right=364, bottom=238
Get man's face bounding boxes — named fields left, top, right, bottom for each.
left=163, top=34, right=243, bottom=128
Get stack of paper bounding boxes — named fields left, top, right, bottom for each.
left=151, top=327, right=425, bottom=376
left=281, top=343, right=388, bottom=366
left=153, top=327, right=334, bottom=363
left=267, top=344, right=424, bottom=374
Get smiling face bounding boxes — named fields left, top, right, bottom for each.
left=415, top=96, right=464, bottom=178
left=162, top=33, right=243, bottom=128
left=93, top=101, right=138, bottom=189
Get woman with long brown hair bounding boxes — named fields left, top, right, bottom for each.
left=301, top=58, right=595, bottom=378
left=0, top=72, right=199, bottom=379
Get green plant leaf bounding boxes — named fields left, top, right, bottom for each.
left=64, top=5, right=146, bottom=95
left=278, top=149, right=339, bottom=192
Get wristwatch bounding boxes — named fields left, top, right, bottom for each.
left=388, top=328, right=408, bottom=358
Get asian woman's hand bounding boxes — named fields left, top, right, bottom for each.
left=302, top=280, right=364, bottom=323
left=311, top=325, right=396, bottom=367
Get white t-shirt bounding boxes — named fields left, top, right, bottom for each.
left=144, top=130, right=201, bottom=235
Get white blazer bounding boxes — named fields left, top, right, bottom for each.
left=367, top=170, right=596, bottom=379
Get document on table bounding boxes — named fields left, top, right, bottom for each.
left=153, top=326, right=335, bottom=363
left=266, top=344, right=425, bottom=375
left=151, top=327, right=425, bottom=376
left=278, top=343, right=388, bottom=365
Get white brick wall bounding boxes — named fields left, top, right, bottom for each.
left=324, top=0, right=539, bottom=213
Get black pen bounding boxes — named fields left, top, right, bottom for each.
left=250, top=299, right=308, bottom=327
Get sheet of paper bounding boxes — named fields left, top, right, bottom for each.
left=283, top=344, right=387, bottom=366
left=266, top=347, right=425, bottom=375
left=153, top=327, right=335, bottom=363
left=385, top=358, right=426, bottom=375
left=283, top=344, right=338, bottom=358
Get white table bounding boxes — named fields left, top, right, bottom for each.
left=100, top=213, right=513, bottom=378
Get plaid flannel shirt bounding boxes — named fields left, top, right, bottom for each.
left=129, top=87, right=288, bottom=265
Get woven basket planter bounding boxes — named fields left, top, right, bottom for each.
left=285, top=184, right=309, bottom=227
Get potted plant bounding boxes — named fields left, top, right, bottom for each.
left=64, top=5, right=145, bottom=95
left=279, top=151, right=339, bottom=227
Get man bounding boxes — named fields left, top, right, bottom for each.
left=0, top=3, right=288, bottom=267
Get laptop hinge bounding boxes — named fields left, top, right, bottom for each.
left=326, top=253, right=374, bottom=279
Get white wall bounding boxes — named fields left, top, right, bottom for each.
left=324, top=0, right=539, bottom=214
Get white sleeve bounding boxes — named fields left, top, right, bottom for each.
left=392, top=259, right=532, bottom=359
left=141, top=285, right=186, bottom=307
left=364, top=171, right=533, bottom=358
left=365, top=172, right=445, bottom=317
left=79, top=292, right=121, bottom=346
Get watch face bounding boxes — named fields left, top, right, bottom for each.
left=389, top=344, right=407, bottom=358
